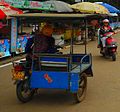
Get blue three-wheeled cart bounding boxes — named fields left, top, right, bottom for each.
left=11, top=13, right=94, bottom=103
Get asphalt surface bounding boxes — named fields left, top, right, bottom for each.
left=0, top=32, right=120, bottom=112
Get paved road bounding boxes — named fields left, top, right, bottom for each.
left=0, top=33, right=120, bottom=112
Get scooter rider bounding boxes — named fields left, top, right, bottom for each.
left=98, top=19, right=114, bottom=52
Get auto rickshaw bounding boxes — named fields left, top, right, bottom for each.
left=11, top=13, right=94, bottom=103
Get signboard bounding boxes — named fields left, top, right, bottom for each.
left=0, top=39, right=11, bottom=58
left=0, top=0, right=25, bottom=8
left=29, top=1, right=52, bottom=10
left=0, top=5, right=20, bottom=15
left=16, top=35, right=28, bottom=54
left=11, top=18, right=17, bottom=53
left=0, top=0, right=52, bottom=10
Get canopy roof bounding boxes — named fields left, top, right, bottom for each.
left=11, top=13, right=97, bottom=17
left=10, top=13, right=105, bottom=22
left=10, top=13, right=103, bottom=23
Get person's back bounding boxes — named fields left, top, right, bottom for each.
left=34, top=34, right=50, bottom=53
left=34, top=24, right=55, bottom=53
left=47, top=36, right=55, bottom=53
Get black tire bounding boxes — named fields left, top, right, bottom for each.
left=102, top=53, right=105, bottom=57
left=112, top=53, right=116, bottom=61
left=73, top=73, right=87, bottom=103
left=16, top=80, right=35, bottom=103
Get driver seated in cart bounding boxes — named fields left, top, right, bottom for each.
left=33, top=23, right=55, bottom=53
left=25, top=23, right=55, bottom=68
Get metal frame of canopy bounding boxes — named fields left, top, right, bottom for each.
left=10, top=13, right=100, bottom=54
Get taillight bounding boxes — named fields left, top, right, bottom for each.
left=112, top=48, right=116, bottom=52
left=14, top=65, right=24, bottom=71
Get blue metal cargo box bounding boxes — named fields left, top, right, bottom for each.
left=31, top=71, right=69, bottom=89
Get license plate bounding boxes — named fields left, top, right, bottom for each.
left=12, top=69, right=25, bottom=80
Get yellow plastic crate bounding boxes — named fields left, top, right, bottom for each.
left=64, top=29, right=81, bottom=40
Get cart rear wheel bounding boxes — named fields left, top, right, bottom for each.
left=112, top=53, right=116, bottom=61
left=74, top=73, right=87, bottom=103
left=16, top=80, right=35, bottom=103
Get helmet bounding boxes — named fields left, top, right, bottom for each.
left=103, top=19, right=109, bottom=23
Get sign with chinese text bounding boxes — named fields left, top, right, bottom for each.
left=0, top=0, right=52, bottom=10
left=0, top=0, right=25, bottom=8
left=11, top=18, right=17, bottom=52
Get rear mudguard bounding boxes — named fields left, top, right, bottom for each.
left=13, top=77, right=29, bottom=85
left=14, top=80, right=24, bottom=85
left=82, top=66, right=93, bottom=77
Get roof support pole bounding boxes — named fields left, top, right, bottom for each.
left=85, top=19, right=88, bottom=54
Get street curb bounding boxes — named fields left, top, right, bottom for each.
left=0, top=54, right=25, bottom=66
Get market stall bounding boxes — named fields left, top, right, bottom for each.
left=0, top=2, right=24, bottom=57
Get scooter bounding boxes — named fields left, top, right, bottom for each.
left=99, top=32, right=117, bottom=61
